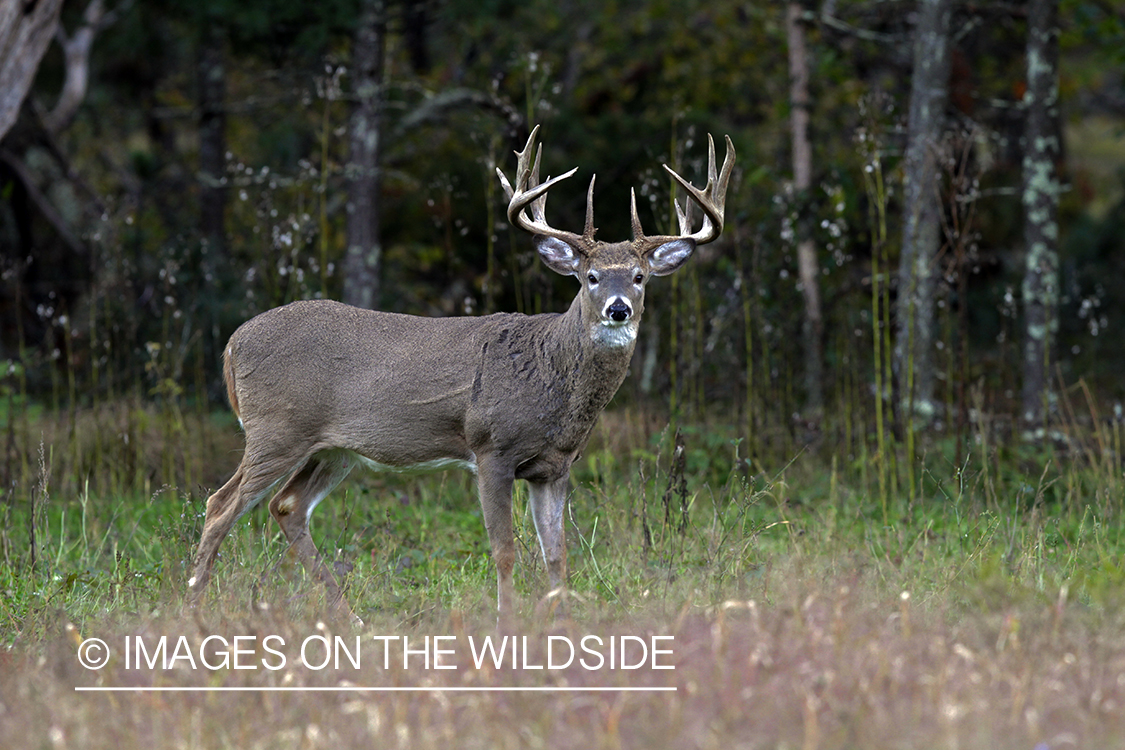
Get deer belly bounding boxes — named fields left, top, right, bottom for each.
left=350, top=451, right=478, bottom=476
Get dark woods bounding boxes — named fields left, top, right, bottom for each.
left=0, top=0, right=1122, bottom=486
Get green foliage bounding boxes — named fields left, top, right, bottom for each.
left=1064, top=0, right=1125, bottom=65
left=3, top=401, right=1125, bottom=637
left=7, top=0, right=1123, bottom=441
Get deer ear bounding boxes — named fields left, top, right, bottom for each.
left=647, top=239, right=695, bottom=276
left=536, top=237, right=582, bottom=276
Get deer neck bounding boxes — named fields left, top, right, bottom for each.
left=551, top=294, right=637, bottom=412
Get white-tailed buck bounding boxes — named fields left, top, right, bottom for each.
left=188, top=126, right=734, bottom=620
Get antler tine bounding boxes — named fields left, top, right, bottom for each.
left=644, top=133, right=735, bottom=247
left=584, top=175, right=597, bottom=238
left=657, top=134, right=738, bottom=244
left=518, top=130, right=541, bottom=191
left=529, top=143, right=543, bottom=191
left=673, top=197, right=693, bottom=236
left=527, top=143, right=546, bottom=221
left=496, top=167, right=515, bottom=201
left=497, top=125, right=593, bottom=249
left=717, top=135, right=735, bottom=199
left=706, top=132, right=718, bottom=191
left=497, top=126, right=540, bottom=200
left=630, top=189, right=644, bottom=240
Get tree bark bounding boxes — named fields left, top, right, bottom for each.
left=198, top=22, right=227, bottom=255
left=42, top=0, right=107, bottom=136
left=786, top=1, right=824, bottom=420
left=343, top=0, right=386, bottom=310
left=1020, top=0, right=1060, bottom=431
left=0, top=0, right=64, bottom=142
left=894, top=0, right=952, bottom=422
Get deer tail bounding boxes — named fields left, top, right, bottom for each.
left=223, top=342, right=241, bottom=425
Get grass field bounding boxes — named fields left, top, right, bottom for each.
left=2, top=401, right=1125, bottom=749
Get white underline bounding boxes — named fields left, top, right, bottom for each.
left=75, top=685, right=676, bottom=693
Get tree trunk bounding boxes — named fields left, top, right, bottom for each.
left=1020, top=0, right=1060, bottom=431
left=786, top=2, right=824, bottom=420
left=42, top=0, right=107, bottom=136
left=0, top=0, right=64, bottom=142
left=343, top=0, right=386, bottom=310
left=894, top=0, right=952, bottom=422
left=198, top=22, right=227, bottom=255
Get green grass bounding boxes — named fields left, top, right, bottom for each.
left=3, top=403, right=1125, bottom=748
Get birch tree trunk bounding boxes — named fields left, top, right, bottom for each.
left=1020, top=0, right=1061, bottom=431
left=0, top=0, right=64, bottom=141
left=343, top=0, right=386, bottom=310
left=786, top=2, right=824, bottom=419
left=894, top=0, right=952, bottom=422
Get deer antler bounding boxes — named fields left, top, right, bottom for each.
left=496, top=125, right=597, bottom=251
left=632, top=134, right=736, bottom=250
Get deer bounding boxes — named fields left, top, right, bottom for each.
left=186, top=126, right=734, bottom=622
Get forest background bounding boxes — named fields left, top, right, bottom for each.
left=0, top=0, right=1123, bottom=466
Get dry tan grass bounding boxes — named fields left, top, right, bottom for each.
left=4, top=565, right=1123, bottom=750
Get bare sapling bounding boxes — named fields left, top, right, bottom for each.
left=187, top=126, right=735, bottom=622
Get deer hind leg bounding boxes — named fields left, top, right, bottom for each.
left=267, top=450, right=355, bottom=618
left=188, top=468, right=245, bottom=602
left=188, top=442, right=312, bottom=604
left=477, top=460, right=516, bottom=620
left=529, top=475, right=570, bottom=600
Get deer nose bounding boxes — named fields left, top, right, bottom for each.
left=607, top=300, right=631, bottom=322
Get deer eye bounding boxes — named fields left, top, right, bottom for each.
left=634, top=274, right=644, bottom=284
left=587, top=274, right=598, bottom=285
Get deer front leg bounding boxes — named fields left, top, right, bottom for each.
left=477, top=460, right=516, bottom=620
left=528, top=475, right=569, bottom=597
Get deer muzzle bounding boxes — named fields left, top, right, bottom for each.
left=606, top=299, right=632, bottom=322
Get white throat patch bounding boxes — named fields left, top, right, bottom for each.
left=593, top=320, right=638, bottom=348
